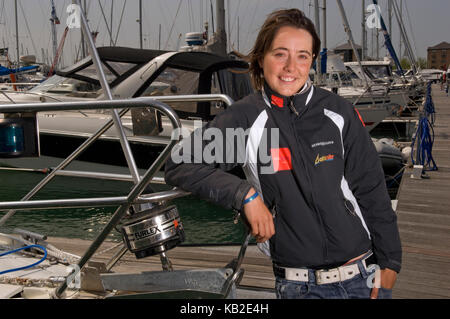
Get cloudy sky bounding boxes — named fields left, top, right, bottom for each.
left=0, top=0, right=449, bottom=67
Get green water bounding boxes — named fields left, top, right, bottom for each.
left=0, top=170, right=248, bottom=245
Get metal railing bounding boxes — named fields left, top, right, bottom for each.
left=0, top=94, right=234, bottom=114
left=0, top=94, right=237, bottom=298
left=0, top=0, right=241, bottom=298
left=0, top=93, right=233, bottom=186
left=0, top=95, right=186, bottom=295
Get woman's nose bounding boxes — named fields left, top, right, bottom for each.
left=284, top=55, right=295, bottom=72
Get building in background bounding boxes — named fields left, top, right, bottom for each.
left=333, top=43, right=363, bottom=62
left=427, top=42, right=450, bottom=70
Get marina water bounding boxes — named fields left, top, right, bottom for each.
left=0, top=170, right=248, bottom=245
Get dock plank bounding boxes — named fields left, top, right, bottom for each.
left=394, top=85, right=450, bottom=299
left=45, top=237, right=276, bottom=291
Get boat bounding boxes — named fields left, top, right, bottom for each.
left=372, top=137, right=408, bottom=177
left=0, top=44, right=403, bottom=176
left=0, top=46, right=252, bottom=175
left=320, top=55, right=404, bottom=131
left=344, top=59, right=424, bottom=104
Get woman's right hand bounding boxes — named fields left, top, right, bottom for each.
left=242, top=188, right=275, bottom=243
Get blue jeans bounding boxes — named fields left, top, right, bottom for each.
left=275, top=260, right=392, bottom=299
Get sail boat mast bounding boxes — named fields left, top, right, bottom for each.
left=314, top=0, right=321, bottom=84
left=50, top=0, right=60, bottom=67
left=138, top=0, right=142, bottom=49
left=206, top=0, right=227, bottom=56
left=336, top=0, right=371, bottom=89
left=322, top=0, right=326, bottom=50
left=361, top=0, right=366, bottom=60
left=391, top=0, right=417, bottom=73
left=14, top=0, right=19, bottom=64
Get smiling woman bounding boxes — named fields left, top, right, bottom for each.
left=164, top=8, right=402, bottom=300
left=261, top=27, right=314, bottom=97
left=246, top=9, right=321, bottom=92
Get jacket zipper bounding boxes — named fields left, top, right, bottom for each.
left=288, top=98, right=299, bottom=116
left=287, top=97, right=330, bottom=264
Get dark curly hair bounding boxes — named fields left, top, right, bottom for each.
left=247, top=9, right=320, bottom=90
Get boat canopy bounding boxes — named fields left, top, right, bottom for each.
left=56, top=47, right=249, bottom=89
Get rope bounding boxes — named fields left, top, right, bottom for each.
left=386, top=165, right=407, bottom=189
left=410, top=82, right=438, bottom=172
left=424, top=82, right=435, bottom=125
left=0, top=233, right=80, bottom=265
left=0, top=244, right=47, bottom=275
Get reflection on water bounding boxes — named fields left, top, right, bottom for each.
left=0, top=170, right=247, bottom=244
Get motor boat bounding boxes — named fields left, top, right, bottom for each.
left=320, top=55, right=403, bottom=131
left=0, top=47, right=252, bottom=175
left=344, top=59, right=425, bottom=109
left=1, top=47, right=409, bottom=181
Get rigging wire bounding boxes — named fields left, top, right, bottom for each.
left=142, top=2, right=153, bottom=48
left=0, top=0, right=4, bottom=25
left=243, top=0, right=260, bottom=52
left=18, top=0, right=38, bottom=59
left=155, top=0, right=171, bottom=48
left=97, top=0, right=114, bottom=46
left=188, top=0, right=195, bottom=32
left=403, top=2, right=419, bottom=63
left=164, top=0, right=183, bottom=50
left=229, top=0, right=242, bottom=49
left=113, top=0, right=127, bottom=46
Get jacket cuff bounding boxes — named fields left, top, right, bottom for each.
left=232, top=181, right=252, bottom=212
left=377, top=258, right=402, bottom=273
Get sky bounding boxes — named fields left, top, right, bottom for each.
left=0, top=0, right=449, bottom=68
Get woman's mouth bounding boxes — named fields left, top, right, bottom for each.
left=280, top=76, right=296, bottom=83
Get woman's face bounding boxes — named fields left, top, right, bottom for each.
left=261, top=26, right=314, bottom=96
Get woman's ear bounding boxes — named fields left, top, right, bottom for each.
left=258, top=56, right=263, bottom=69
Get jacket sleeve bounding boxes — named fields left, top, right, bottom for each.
left=343, top=107, right=402, bottom=273
left=164, top=105, right=252, bottom=212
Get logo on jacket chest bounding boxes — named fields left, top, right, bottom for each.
left=315, top=153, right=335, bottom=166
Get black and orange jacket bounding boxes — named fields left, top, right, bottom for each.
left=165, top=81, right=402, bottom=273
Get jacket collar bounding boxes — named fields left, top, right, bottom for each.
left=261, top=79, right=313, bottom=111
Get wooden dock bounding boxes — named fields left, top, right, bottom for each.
left=3, top=86, right=449, bottom=300
left=393, top=84, right=450, bottom=299
left=42, top=85, right=450, bottom=299
left=44, top=237, right=276, bottom=298
left=51, top=85, right=448, bottom=299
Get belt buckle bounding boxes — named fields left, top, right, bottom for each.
left=315, top=268, right=340, bottom=285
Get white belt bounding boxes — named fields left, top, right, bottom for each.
left=282, top=263, right=361, bottom=284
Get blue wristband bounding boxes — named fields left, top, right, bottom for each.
left=243, top=191, right=259, bottom=205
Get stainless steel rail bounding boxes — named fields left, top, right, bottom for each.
left=0, top=0, right=237, bottom=298
left=0, top=94, right=234, bottom=113
left=0, top=97, right=186, bottom=227
left=0, top=95, right=186, bottom=297
left=77, top=0, right=140, bottom=185
left=0, top=94, right=190, bottom=298
left=151, top=93, right=234, bottom=107
left=0, top=91, right=192, bottom=297
left=39, top=170, right=165, bottom=183
left=0, top=188, right=190, bottom=211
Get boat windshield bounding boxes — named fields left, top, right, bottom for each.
left=140, top=66, right=252, bottom=120
left=29, top=75, right=101, bottom=97
left=364, top=65, right=392, bottom=79
left=76, top=61, right=137, bottom=81
left=28, top=61, right=138, bottom=97
left=141, top=67, right=200, bottom=116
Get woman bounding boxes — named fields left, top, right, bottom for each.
left=165, top=9, right=401, bottom=299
